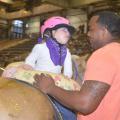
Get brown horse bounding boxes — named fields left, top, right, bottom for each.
left=0, top=77, right=63, bottom=120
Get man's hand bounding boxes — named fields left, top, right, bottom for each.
left=33, top=73, right=55, bottom=94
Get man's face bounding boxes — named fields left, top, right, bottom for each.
left=87, top=16, right=108, bottom=50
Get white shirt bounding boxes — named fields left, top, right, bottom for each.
left=25, top=43, right=73, bottom=78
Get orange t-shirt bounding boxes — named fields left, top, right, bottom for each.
left=78, top=42, right=120, bottom=120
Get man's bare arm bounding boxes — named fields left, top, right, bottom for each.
left=34, top=74, right=110, bottom=115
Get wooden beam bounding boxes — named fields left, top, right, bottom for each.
left=69, top=0, right=104, bottom=7
left=41, top=0, right=69, bottom=8
left=0, top=0, right=13, bottom=4
left=6, top=3, right=62, bottom=19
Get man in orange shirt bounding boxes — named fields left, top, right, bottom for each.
left=34, top=11, right=120, bottom=120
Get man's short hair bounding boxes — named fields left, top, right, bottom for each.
left=93, top=11, right=120, bottom=39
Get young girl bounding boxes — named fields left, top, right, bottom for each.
left=25, top=16, right=76, bottom=120
left=24, top=16, right=75, bottom=79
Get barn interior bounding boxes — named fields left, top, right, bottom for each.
left=0, top=0, right=120, bottom=72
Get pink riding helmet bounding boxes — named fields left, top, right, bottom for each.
left=41, top=16, right=75, bottom=35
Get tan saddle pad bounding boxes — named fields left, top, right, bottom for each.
left=3, top=62, right=80, bottom=91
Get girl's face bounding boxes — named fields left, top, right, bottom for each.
left=52, top=27, right=71, bottom=44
